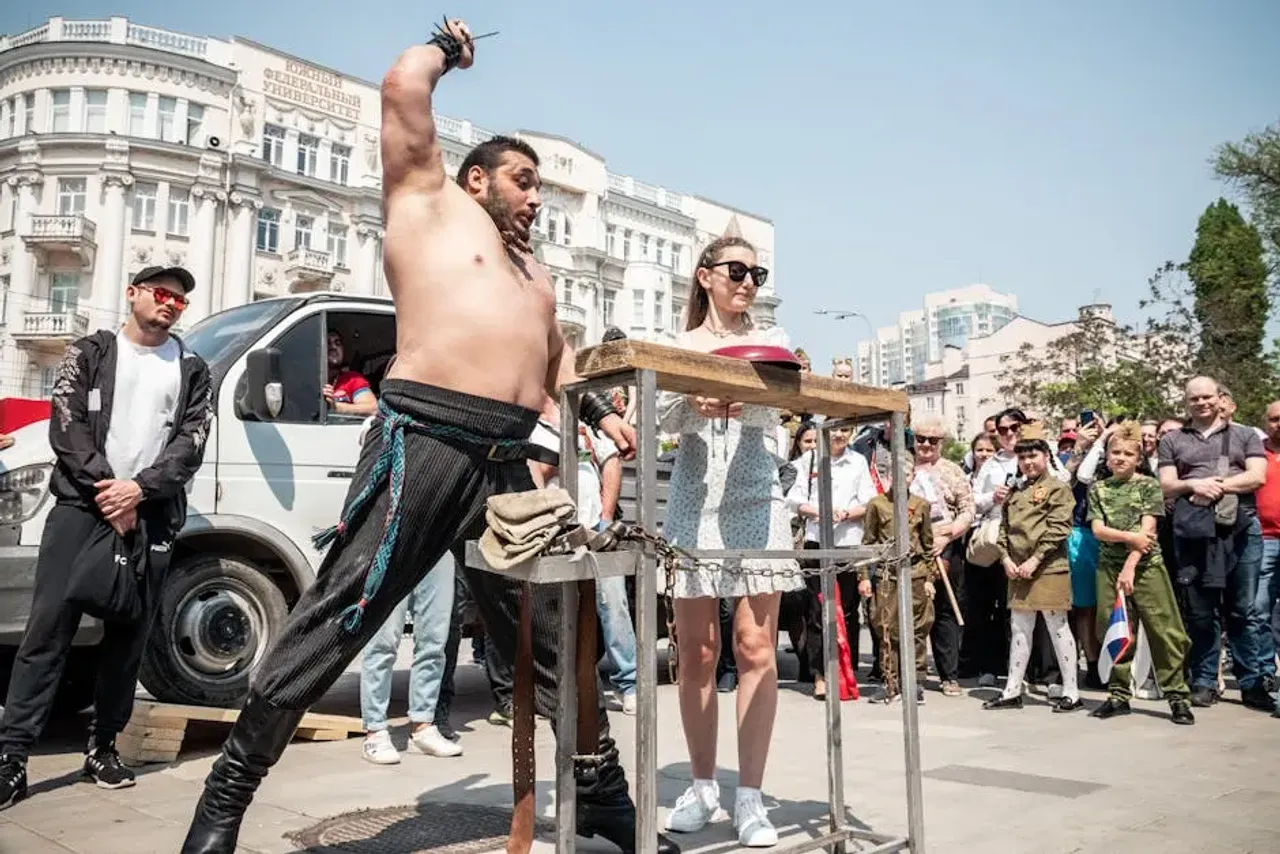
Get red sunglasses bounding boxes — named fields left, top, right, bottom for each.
left=139, top=285, right=189, bottom=310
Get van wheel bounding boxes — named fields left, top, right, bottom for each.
left=139, top=555, right=287, bottom=708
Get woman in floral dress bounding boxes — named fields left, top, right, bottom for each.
left=659, top=236, right=801, bottom=848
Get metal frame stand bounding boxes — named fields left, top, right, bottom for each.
left=466, top=368, right=925, bottom=854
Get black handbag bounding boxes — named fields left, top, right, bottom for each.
left=65, top=520, right=146, bottom=624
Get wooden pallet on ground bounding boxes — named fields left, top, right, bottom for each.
left=118, top=700, right=364, bottom=766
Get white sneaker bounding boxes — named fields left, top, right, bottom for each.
left=665, top=782, right=718, bottom=833
left=362, top=730, right=400, bottom=765
left=734, top=790, right=778, bottom=847
left=408, top=725, right=463, bottom=758
left=622, top=693, right=637, bottom=715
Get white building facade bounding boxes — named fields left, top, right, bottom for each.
left=0, top=16, right=777, bottom=398
left=854, top=284, right=1016, bottom=387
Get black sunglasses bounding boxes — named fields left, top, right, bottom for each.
left=915, top=435, right=943, bottom=446
left=704, top=260, right=769, bottom=287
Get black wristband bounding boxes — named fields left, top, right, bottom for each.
left=427, top=32, right=462, bottom=73
left=580, top=391, right=620, bottom=430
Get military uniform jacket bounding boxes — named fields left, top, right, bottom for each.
left=860, top=493, right=935, bottom=582
left=998, top=471, right=1073, bottom=575
left=1086, top=473, right=1166, bottom=574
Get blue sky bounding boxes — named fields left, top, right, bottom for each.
left=7, top=1, right=1280, bottom=369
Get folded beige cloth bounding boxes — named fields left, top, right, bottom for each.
left=479, top=489, right=577, bottom=570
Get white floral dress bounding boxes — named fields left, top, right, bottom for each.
left=658, top=326, right=803, bottom=599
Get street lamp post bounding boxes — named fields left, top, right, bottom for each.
left=814, top=308, right=875, bottom=378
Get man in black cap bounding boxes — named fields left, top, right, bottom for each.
left=0, top=265, right=212, bottom=809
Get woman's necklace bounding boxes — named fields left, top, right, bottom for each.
left=703, top=316, right=751, bottom=338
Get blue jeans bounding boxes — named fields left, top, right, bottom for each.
left=359, top=552, right=456, bottom=731
left=1182, top=515, right=1265, bottom=692
left=1257, top=537, right=1280, bottom=679
left=597, top=578, right=638, bottom=697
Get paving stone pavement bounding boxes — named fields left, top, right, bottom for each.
left=1, top=639, right=1277, bottom=854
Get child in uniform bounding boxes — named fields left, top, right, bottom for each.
left=983, top=422, right=1084, bottom=712
left=1086, top=421, right=1195, bottom=725
left=859, top=454, right=935, bottom=704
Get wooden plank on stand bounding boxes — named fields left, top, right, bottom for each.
left=575, top=340, right=908, bottom=419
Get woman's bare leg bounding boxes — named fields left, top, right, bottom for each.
left=674, top=596, right=721, bottom=779
left=733, top=592, right=781, bottom=788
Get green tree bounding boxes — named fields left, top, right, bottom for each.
left=1213, top=122, right=1280, bottom=276
left=995, top=307, right=1183, bottom=424
left=1143, top=201, right=1278, bottom=424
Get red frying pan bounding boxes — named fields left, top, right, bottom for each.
left=710, top=344, right=803, bottom=370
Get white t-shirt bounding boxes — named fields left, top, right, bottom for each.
left=105, top=331, right=182, bottom=481
left=529, top=420, right=619, bottom=529
left=784, top=448, right=878, bottom=547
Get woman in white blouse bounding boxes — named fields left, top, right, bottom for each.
left=784, top=425, right=878, bottom=698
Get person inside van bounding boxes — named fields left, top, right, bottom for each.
left=324, top=329, right=378, bottom=417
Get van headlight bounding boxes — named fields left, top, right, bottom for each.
left=0, top=463, right=53, bottom=524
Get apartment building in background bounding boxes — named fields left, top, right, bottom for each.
left=0, top=16, right=777, bottom=398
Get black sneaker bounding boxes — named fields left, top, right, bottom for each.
left=83, top=744, right=135, bottom=790
left=1262, top=673, right=1277, bottom=694
left=1241, top=684, right=1274, bottom=712
left=716, top=671, right=738, bottom=693
left=0, top=754, right=27, bottom=810
left=1052, top=697, right=1085, bottom=714
left=1189, top=687, right=1218, bottom=708
left=1169, top=699, right=1195, bottom=726
left=982, top=695, right=1023, bottom=710
left=1089, top=697, right=1132, bottom=719
left=488, top=702, right=513, bottom=727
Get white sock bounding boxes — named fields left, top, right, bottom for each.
left=736, top=786, right=761, bottom=806
left=693, top=778, right=718, bottom=808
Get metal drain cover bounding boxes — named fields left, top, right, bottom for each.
left=285, top=802, right=556, bottom=853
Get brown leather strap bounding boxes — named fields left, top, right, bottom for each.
left=574, top=579, right=600, bottom=767
left=507, top=584, right=536, bottom=854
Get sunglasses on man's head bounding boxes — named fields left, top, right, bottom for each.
left=140, top=285, right=188, bottom=310
left=704, top=260, right=769, bottom=287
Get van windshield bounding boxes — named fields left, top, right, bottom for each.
left=181, top=299, right=303, bottom=387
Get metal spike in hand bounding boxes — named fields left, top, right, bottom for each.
left=432, top=15, right=499, bottom=43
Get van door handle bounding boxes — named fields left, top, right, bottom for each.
left=327, top=470, right=354, bottom=479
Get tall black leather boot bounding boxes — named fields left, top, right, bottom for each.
left=575, top=727, right=679, bottom=854
left=180, top=691, right=305, bottom=854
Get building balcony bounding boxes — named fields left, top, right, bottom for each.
left=285, top=247, right=335, bottom=290
left=21, top=214, right=97, bottom=268
left=556, top=302, right=587, bottom=335
left=12, top=309, right=90, bottom=351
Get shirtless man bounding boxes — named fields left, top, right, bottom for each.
left=181, top=20, right=675, bottom=854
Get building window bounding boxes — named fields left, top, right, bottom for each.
left=956, top=405, right=966, bottom=423
left=927, top=396, right=936, bottom=411
left=330, top=144, right=350, bottom=184
left=56, top=178, right=86, bottom=215
left=22, top=95, right=34, bottom=135
left=82, top=89, right=108, bottom=133
left=0, top=100, right=10, bottom=138
left=132, top=183, right=157, bottom=230
left=640, top=234, right=649, bottom=260
left=157, top=96, right=177, bottom=141
left=606, top=225, right=616, bottom=256
left=168, top=188, right=190, bottom=236
left=261, top=124, right=285, bottom=166
left=50, top=89, right=71, bottom=132
left=656, top=239, right=666, bottom=267
left=38, top=366, right=56, bottom=399
left=294, top=215, right=313, bottom=249
left=185, top=103, right=204, bottom=145
left=632, top=290, right=644, bottom=327
left=128, top=92, right=147, bottom=136
left=671, top=244, right=682, bottom=274
left=954, top=382, right=964, bottom=395
left=562, top=216, right=572, bottom=246
left=50, top=272, right=80, bottom=313
left=256, top=208, right=280, bottom=252
left=653, top=290, right=665, bottom=331
left=297, top=134, right=319, bottom=177
left=0, top=274, right=9, bottom=323
left=548, top=216, right=557, bottom=245
left=602, top=291, right=615, bottom=327
left=560, top=279, right=573, bottom=305
left=623, top=229, right=632, bottom=260
left=327, top=224, right=348, bottom=266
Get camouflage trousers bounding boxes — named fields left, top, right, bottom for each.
left=874, top=576, right=935, bottom=699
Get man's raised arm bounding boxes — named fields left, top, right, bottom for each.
left=380, top=20, right=475, bottom=196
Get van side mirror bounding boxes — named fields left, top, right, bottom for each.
left=239, top=348, right=284, bottom=420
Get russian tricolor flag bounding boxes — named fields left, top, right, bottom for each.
left=1098, top=593, right=1133, bottom=683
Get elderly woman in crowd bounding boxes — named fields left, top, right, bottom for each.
left=909, top=417, right=975, bottom=696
